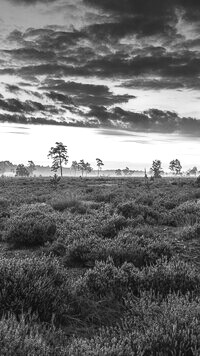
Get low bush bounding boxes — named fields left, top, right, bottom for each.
left=51, top=196, right=87, bottom=214
left=4, top=209, right=56, bottom=246
left=179, top=223, right=200, bottom=240
left=0, top=314, right=50, bottom=356
left=163, top=200, right=200, bottom=227
left=139, top=257, right=200, bottom=296
left=64, top=236, right=102, bottom=267
left=64, top=233, right=174, bottom=268
left=0, top=255, right=71, bottom=323
left=68, top=293, right=200, bottom=355
left=75, top=257, right=200, bottom=302
left=117, top=201, right=160, bottom=224
left=99, top=215, right=127, bottom=239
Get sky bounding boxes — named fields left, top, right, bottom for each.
left=0, top=0, right=200, bottom=169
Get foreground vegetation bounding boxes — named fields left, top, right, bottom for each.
left=1, top=176, right=200, bottom=354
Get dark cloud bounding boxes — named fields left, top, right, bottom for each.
left=78, top=50, right=200, bottom=88
left=45, top=91, right=75, bottom=105
left=1, top=105, right=200, bottom=137
left=8, top=0, right=56, bottom=4
left=5, top=84, right=21, bottom=93
left=4, top=48, right=56, bottom=61
left=84, top=0, right=200, bottom=20
left=119, top=77, right=200, bottom=91
left=86, top=105, right=200, bottom=135
left=84, top=15, right=177, bottom=42
left=40, top=80, right=135, bottom=106
left=0, top=98, right=45, bottom=113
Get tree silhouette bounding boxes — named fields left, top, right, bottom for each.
left=169, top=159, right=182, bottom=175
left=115, top=169, right=122, bottom=176
left=96, top=158, right=104, bottom=176
left=78, top=160, right=92, bottom=176
left=71, top=161, right=79, bottom=176
left=151, top=160, right=163, bottom=178
left=27, top=161, right=36, bottom=176
left=0, top=161, right=14, bottom=174
left=187, top=166, right=198, bottom=176
left=48, top=142, right=68, bottom=177
left=122, top=167, right=130, bottom=176
left=15, top=164, right=30, bottom=177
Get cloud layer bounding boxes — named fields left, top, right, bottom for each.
left=0, top=0, right=199, bottom=134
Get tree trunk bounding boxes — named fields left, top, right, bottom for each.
left=60, top=158, right=63, bottom=177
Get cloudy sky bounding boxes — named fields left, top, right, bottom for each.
left=0, top=0, right=200, bottom=169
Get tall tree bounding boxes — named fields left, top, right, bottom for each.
left=48, top=142, right=68, bottom=177
left=71, top=161, right=79, bottom=176
left=78, top=160, right=92, bottom=176
left=78, top=159, right=86, bottom=176
left=27, top=161, right=36, bottom=176
left=15, top=164, right=30, bottom=177
left=151, top=160, right=163, bottom=178
left=169, top=159, right=182, bottom=175
left=85, top=162, right=93, bottom=176
left=96, top=158, right=104, bottom=176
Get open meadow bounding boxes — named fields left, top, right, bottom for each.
left=1, top=176, right=200, bottom=355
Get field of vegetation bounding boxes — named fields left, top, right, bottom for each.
left=1, top=175, right=200, bottom=355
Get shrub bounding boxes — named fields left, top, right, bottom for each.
left=94, top=191, right=116, bottom=203
left=196, top=176, right=200, bottom=187
left=163, top=200, right=200, bottom=226
left=139, top=257, right=200, bottom=296
left=64, top=234, right=174, bottom=268
left=68, top=293, right=200, bottom=355
left=51, top=196, right=87, bottom=214
left=99, top=215, right=127, bottom=239
left=64, top=236, right=102, bottom=267
left=0, top=314, right=50, bottom=356
left=75, top=257, right=200, bottom=302
left=4, top=209, right=56, bottom=246
left=0, top=255, right=71, bottom=323
left=74, top=258, right=137, bottom=301
left=117, top=201, right=159, bottom=224
left=179, top=223, right=200, bottom=240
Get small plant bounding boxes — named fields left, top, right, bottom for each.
left=4, top=209, right=56, bottom=246
left=50, top=173, right=61, bottom=189
left=0, top=255, right=71, bottom=322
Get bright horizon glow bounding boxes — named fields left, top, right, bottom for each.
left=1, top=123, right=200, bottom=171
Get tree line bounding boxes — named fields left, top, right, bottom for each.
left=0, top=142, right=198, bottom=178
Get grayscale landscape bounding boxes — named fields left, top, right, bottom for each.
left=0, top=0, right=200, bottom=355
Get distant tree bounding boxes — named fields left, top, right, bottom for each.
left=122, top=167, right=130, bottom=176
left=78, top=160, right=92, bottom=176
left=169, top=159, right=182, bottom=175
left=0, top=161, right=14, bottom=174
left=15, top=164, right=30, bottom=177
left=96, top=158, right=104, bottom=176
left=85, top=162, right=93, bottom=176
left=115, top=169, right=122, bottom=176
left=187, top=166, right=198, bottom=176
left=48, top=142, right=68, bottom=177
left=27, top=161, right=36, bottom=176
left=71, top=161, right=79, bottom=176
left=78, top=159, right=86, bottom=176
left=151, top=160, right=163, bottom=178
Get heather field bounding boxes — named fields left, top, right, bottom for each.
left=1, top=176, right=200, bottom=355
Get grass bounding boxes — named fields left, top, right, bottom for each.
left=1, top=176, right=200, bottom=354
